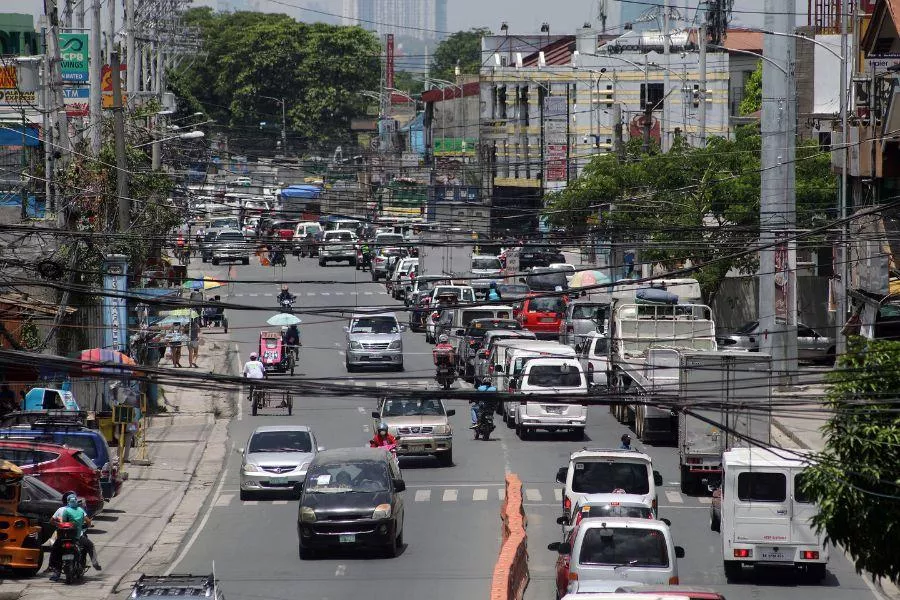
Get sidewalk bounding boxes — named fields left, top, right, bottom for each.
left=771, top=385, right=900, bottom=600
left=2, top=338, right=238, bottom=600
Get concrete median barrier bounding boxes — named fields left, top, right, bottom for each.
left=491, top=473, right=529, bottom=600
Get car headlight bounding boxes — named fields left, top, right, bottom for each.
left=243, top=463, right=260, bottom=473
left=300, top=506, right=317, bottom=522
left=372, top=503, right=392, bottom=519
left=350, top=341, right=362, bottom=350
left=432, top=424, right=450, bottom=435
left=388, top=340, right=402, bottom=350
left=299, top=461, right=310, bottom=472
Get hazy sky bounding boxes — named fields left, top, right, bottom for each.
left=5, top=0, right=801, bottom=35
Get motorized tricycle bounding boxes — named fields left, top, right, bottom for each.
left=259, top=331, right=295, bottom=376
left=0, top=461, right=43, bottom=577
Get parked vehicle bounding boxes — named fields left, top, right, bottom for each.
left=578, top=332, right=611, bottom=390
left=713, top=447, right=828, bottom=582
left=19, top=474, right=63, bottom=543
left=0, top=461, right=44, bottom=577
left=474, top=330, right=536, bottom=388
left=556, top=448, right=663, bottom=522
left=210, top=230, right=250, bottom=265
left=345, top=312, right=405, bottom=372
left=318, top=230, right=358, bottom=267
left=716, top=321, right=836, bottom=363
left=0, top=440, right=104, bottom=514
left=516, top=294, right=567, bottom=339
left=240, top=425, right=322, bottom=500
left=372, top=397, right=454, bottom=466
left=456, top=318, right=521, bottom=382
left=509, top=357, right=588, bottom=439
left=560, top=300, right=609, bottom=348
left=297, top=448, right=406, bottom=558
left=550, top=518, right=685, bottom=596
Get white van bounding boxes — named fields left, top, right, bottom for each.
left=496, top=341, right=577, bottom=421
left=714, top=447, right=828, bottom=582
left=511, top=357, right=588, bottom=439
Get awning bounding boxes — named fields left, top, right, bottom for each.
left=0, top=292, right=77, bottom=317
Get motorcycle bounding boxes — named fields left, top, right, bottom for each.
left=270, top=251, right=287, bottom=267
left=473, top=401, right=495, bottom=441
left=56, top=521, right=87, bottom=584
left=433, top=350, right=457, bottom=390
left=279, top=296, right=295, bottom=311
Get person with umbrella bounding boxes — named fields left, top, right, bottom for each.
left=167, top=323, right=184, bottom=367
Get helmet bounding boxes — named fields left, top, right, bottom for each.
left=281, top=284, right=289, bottom=291
left=438, top=334, right=449, bottom=344
left=621, top=434, right=631, bottom=444
left=489, top=281, right=497, bottom=288
left=281, top=326, right=288, bottom=332
left=62, top=491, right=77, bottom=505
left=377, top=422, right=388, bottom=434
left=250, top=352, right=258, bottom=360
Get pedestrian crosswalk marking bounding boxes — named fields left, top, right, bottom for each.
left=442, top=489, right=458, bottom=502
left=272, top=500, right=289, bottom=505
left=335, top=292, right=344, bottom=295
left=525, top=489, right=542, bottom=502
left=698, top=497, right=712, bottom=505
left=415, top=489, right=431, bottom=502
left=473, top=488, right=488, bottom=501
left=665, top=490, right=684, bottom=504
left=215, top=494, right=233, bottom=507
left=554, top=489, right=563, bottom=502
left=244, top=500, right=258, bottom=506
left=498, top=488, right=506, bottom=501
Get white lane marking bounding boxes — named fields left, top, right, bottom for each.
left=320, top=292, right=330, bottom=296
left=215, top=494, right=233, bottom=507
left=364, top=291, right=373, bottom=295
left=273, top=500, right=288, bottom=505
left=415, top=489, right=431, bottom=502
left=166, top=440, right=234, bottom=574
left=306, top=292, right=315, bottom=296
left=357, top=406, right=365, bottom=413
left=665, top=490, right=684, bottom=504
left=473, top=488, right=488, bottom=501
left=698, top=497, right=712, bottom=505
left=362, top=424, right=370, bottom=433
left=243, top=500, right=258, bottom=506
left=338, top=351, right=346, bottom=357
left=263, top=293, right=273, bottom=297
left=335, top=292, right=344, bottom=296
left=525, top=488, right=542, bottom=502
left=249, top=293, right=259, bottom=297
left=442, top=489, right=458, bottom=502
left=554, top=488, right=563, bottom=502
left=335, top=564, right=346, bottom=577
left=498, top=488, right=506, bottom=501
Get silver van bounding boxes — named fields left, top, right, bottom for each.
left=559, top=300, right=608, bottom=348
left=345, top=312, right=405, bottom=372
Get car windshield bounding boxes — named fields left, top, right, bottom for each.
left=473, top=258, right=502, bottom=270
left=211, top=218, right=239, bottom=228
left=376, top=235, right=404, bottom=245
left=525, top=364, right=582, bottom=387
left=735, top=321, right=759, bottom=335
left=462, top=310, right=509, bottom=326
left=249, top=430, right=312, bottom=453
left=305, top=462, right=389, bottom=493
left=578, top=527, right=669, bottom=567
left=498, top=284, right=529, bottom=296
left=572, top=461, right=651, bottom=495
left=351, top=317, right=399, bottom=334
left=583, top=504, right=654, bottom=519
left=468, top=320, right=518, bottom=338
left=528, top=297, right=564, bottom=313
left=326, top=232, right=355, bottom=242
left=381, top=399, right=445, bottom=416
left=572, top=305, right=604, bottom=320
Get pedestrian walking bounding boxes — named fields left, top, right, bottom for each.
left=168, top=323, right=184, bottom=367
left=188, top=317, right=201, bottom=368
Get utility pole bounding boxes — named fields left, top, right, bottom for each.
left=662, top=0, right=670, bottom=152
left=698, top=21, right=707, bottom=147
left=75, top=0, right=84, bottom=29
left=612, top=103, right=623, bottom=160
left=759, top=0, right=798, bottom=384
left=125, top=0, right=135, bottom=106
left=642, top=54, right=651, bottom=153
left=90, top=0, right=101, bottom=154
left=280, top=98, right=287, bottom=152
left=106, top=0, right=115, bottom=63
left=836, top=0, right=849, bottom=356
left=45, top=0, right=72, bottom=222
left=111, top=50, right=129, bottom=231
left=151, top=43, right=163, bottom=170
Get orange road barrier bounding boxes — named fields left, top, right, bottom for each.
left=491, top=473, right=529, bottom=600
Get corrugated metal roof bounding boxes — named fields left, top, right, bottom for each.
left=522, top=35, right=576, bottom=67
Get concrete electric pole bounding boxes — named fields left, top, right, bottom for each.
left=759, top=0, right=798, bottom=384
left=90, top=0, right=101, bottom=154
left=111, top=50, right=129, bottom=231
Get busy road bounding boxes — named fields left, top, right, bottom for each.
left=167, top=255, right=879, bottom=600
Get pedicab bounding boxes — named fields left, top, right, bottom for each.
left=251, top=331, right=294, bottom=416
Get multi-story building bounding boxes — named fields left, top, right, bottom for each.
left=616, top=0, right=665, bottom=30
left=341, top=0, right=446, bottom=41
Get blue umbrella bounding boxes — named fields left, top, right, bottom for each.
left=267, top=313, right=302, bottom=326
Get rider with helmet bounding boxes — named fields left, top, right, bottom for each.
left=277, top=285, right=295, bottom=306
left=620, top=433, right=632, bottom=450
left=433, top=333, right=456, bottom=368
left=369, top=422, right=397, bottom=448
left=487, top=281, right=502, bottom=302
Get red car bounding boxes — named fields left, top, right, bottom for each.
left=0, top=440, right=104, bottom=514
left=515, top=294, right=567, bottom=339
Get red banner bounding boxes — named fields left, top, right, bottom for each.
left=386, top=34, right=394, bottom=90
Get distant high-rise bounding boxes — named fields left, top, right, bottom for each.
left=616, top=0, right=664, bottom=30
left=341, top=0, right=445, bottom=41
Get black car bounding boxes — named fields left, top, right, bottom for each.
left=496, top=283, right=530, bottom=303
left=20, top=475, right=63, bottom=543
left=518, top=245, right=566, bottom=269
left=297, top=448, right=405, bottom=558
left=525, top=267, right=569, bottom=292
left=457, top=319, right=522, bottom=382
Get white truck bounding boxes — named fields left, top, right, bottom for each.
left=418, top=229, right=474, bottom=281
left=645, top=349, right=773, bottom=494
left=608, top=296, right=717, bottom=443
left=713, top=447, right=828, bottom=582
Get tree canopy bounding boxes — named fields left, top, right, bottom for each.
left=170, top=8, right=381, bottom=148
left=543, top=127, right=835, bottom=304
left=739, top=61, right=762, bottom=115
left=801, top=337, right=900, bottom=583
left=430, top=28, right=490, bottom=82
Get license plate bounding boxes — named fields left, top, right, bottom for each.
left=62, top=554, right=75, bottom=560
left=0, top=555, right=10, bottom=565
left=539, top=317, right=556, bottom=323
left=369, top=354, right=382, bottom=360
left=760, top=551, right=788, bottom=561
left=339, top=534, right=356, bottom=543
left=270, top=477, right=288, bottom=484
left=544, top=406, right=564, bottom=414
left=406, top=445, right=423, bottom=453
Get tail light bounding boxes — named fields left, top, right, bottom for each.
left=668, top=576, right=679, bottom=584
left=488, top=364, right=494, bottom=374
left=563, top=497, right=572, bottom=512
left=652, top=497, right=658, bottom=514
left=734, top=549, right=752, bottom=558
left=801, top=551, right=819, bottom=560
left=568, top=572, right=578, bottom=581
left=62, top=541, right=74, bottom=550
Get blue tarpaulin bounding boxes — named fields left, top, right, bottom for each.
left=0, top=126, right=41, bottom=147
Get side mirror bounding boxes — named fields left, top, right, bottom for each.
left=343, top=326, right=350, bottom=333
left=400, top=325, right=407, bottom=332
left=371, top=411, right=380, bottom=419
left=446, top=409, right=456, bottom=416
left=393, top=479, right=406, bottom=493
left=237, top=447, right=245, bottom=454
left=519, top=277, right=526, bottom=284
left=556, top=467, right=567, bottom=484
left=653, top=471, right=663, bottom=486
left=660, top=518, right=671, bottom=526
left=547, top=541, right=560, bottom=552
left=557, top=542, right=572, bottom=555
left=675, top=546, right=685, bottom=559
left=317, top=446, right=326, bottom=452
left=556, top=516, right=568, bottom=525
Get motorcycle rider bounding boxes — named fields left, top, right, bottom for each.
left=487, top=281, right=502, bottom=302
left=620, top=433, right=632, bottom=450
left=433, top=333, right=456, bottom=369
left=48, top=494, right=100, bottom=581
left=283, top=323, right=301, bottom=358
left=243, top=351, right=266, bottom=402
left=277, top=285, right=295, bottom=307
left=369, top=422, right=397, bottom=448
left=472, top=384, right=496, bottom=429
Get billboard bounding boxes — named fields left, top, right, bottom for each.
left=100, top=64, right=127, bottom=108
left=101, top=256, right=129, bottom=352
left=63, top=87, right=90, bottom=117
left=59, top=33, right=89, bottom=82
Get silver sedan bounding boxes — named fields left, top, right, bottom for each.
left=716, top=321, right=836, bottom=363
left=240, top=425, right=323, bottom=499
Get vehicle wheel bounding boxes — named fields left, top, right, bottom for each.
left=680, top=465, right=697, bottom=495
left=824, top=347, right=836, bottom=365
left=350, top=257, right=356, bottom=266
left=355, top=262, right=360, bottom=270
left=223, top=318, right=229, bottom=334
left=506, top=411, right=515, bottom=428
left=482, top=428, right=491, bottom=441
left=442, top=378, right=451, bottom=390
left=212, top=258, right=219, bottom=265
left=240, top=489, right=250, bottom=501
left=252, top=397, right=258, bottom=416
left=287, top=398, right=293, bottom=416
left=385, top=531, right=401, bottom=558
left=804, top=563, right=826, bottom=583
left=201, top=256, right=208, bottom=263
left=710, top=507, right=721, bottom=532
left=299, top=544, right=316, bottom=560
left=723, top=561, right=742, bottom=582
left=13, top=565, right=41, bottom=578
left=290, top=362, right=295, bottom=376
left=437, top=449, right=453, bottom=467
left=242, top=257, right=250, bottom=265
left=396, top=361, right=404, bottom=372
left=570, top=428, right=585, bottom=441
left=318, top=259, right=326, bottom=267
left=346, top=359, right=355, bottom=373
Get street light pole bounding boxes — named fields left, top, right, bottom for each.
left=260, top=95, right=287, bottom=152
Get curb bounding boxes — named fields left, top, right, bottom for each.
left=771, top=417, right=809, bottom=450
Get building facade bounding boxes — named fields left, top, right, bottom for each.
left=341, top=0, right=445, bottom=41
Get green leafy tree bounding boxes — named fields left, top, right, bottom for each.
left=739, top=61, right=762, bottom=115
left=430, top=28, right=490, bottom=81
left=170, top=9, right=381, bottom=147
left=800, top=338, right=900, bottom=583
left=393, top=71, right=425, bottom=96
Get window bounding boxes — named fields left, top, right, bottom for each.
left=737, top=472, right=787, bottom=502
left=794, top=473, right=813, bottom=503
left=381, top=399, right=445, bottom=416
left=579, top=527, right=669, bottom=567
left=572, top=461, right=650, bottom=495
left=528, top=297, right=564, bottom=313
left=640, top=83, right=664, bottom=110
left=525, top=364, right=582, bottom=387
left=572, top=305, right=603, bottom=320
left=73, top=452, right=99, bottom=470
left=797, top=325, right=817, bottom=337
left=592, top=338, right=609, bottom=356
left=0, top=448, right=59, bottom=466
left=351, top=317, right=399, bottom=334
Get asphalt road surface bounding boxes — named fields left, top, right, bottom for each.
left=167, top=255, right=880, bottom=600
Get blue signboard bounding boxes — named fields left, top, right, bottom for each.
left=102, top=255, right=128, bottom=352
